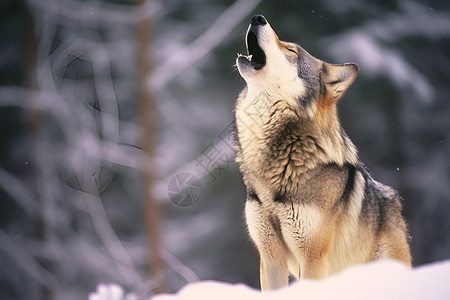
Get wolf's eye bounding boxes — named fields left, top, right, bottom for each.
left=287, top=48, right=298, bottom=55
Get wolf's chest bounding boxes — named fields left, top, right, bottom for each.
left=236, top=122, right=321, bottom=194
left=235, top=110, right=266, bottom=163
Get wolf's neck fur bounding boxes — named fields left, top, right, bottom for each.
left=235, top=89, right=358, bottom=196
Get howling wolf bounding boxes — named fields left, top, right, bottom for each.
left=234, top=15, right=411, bottom=290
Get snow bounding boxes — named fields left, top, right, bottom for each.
left=153, top=260, right=450, bottom=300
left=89, top=284, right=137, bottom=300
left=89, top=260, right=450, bottom=299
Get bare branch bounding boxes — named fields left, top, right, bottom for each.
left=0, top=230, right=58, bottom=289
left=149, top=0, right=261, bottom=90
left=0, top=167, right=36, bottom=216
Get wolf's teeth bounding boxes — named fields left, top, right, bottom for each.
left=237, top=53, right=252, bottom=61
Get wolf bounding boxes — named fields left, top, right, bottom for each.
left=233, top=15, right=412, bottom=290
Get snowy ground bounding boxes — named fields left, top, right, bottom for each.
left=90, top=259, right=450, bottom=300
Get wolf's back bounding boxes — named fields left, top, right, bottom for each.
left=357, top=167, right=412, bottom=265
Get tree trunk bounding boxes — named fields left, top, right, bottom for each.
left=136, top=0, right=165, bottom=293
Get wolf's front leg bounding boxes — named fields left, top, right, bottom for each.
left=301, top=257, right=329, bottom=280
left=245, top=200, right=289, bottom=290
left=259, top=254, right=288, bottom=290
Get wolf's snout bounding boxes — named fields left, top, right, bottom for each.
left=251, top=15, right=267, bottom=26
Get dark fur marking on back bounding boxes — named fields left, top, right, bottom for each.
left=328, top=162, right=355, bottom=212
left=359, top=167, right=382, bottom=228
left=377, top=193, right=386, bottom=234
left=340, top=163, right=356, bottom=204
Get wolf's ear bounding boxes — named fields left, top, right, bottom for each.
left=321, top=63, right=359, bottom=102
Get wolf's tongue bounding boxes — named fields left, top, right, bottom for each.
left=247, top=31, right=266, bottom=69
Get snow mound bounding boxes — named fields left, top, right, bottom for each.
left=154, top=260, right=450, bottom=300
left=89, top=283, right=137, bottom=300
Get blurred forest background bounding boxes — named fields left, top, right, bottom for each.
left=1, top=0, right=449, bottom=299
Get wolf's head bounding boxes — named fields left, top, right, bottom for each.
left=236, top=15, right=358, bottom=120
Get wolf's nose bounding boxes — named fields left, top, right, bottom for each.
left=251, top=15, right=267, bottom=25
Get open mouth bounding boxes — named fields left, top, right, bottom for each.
left=247, top=31, right=266, bottom=70
left=247, top=31, right=266, bottom=69
left=239, top=30, right=266, bottom=70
